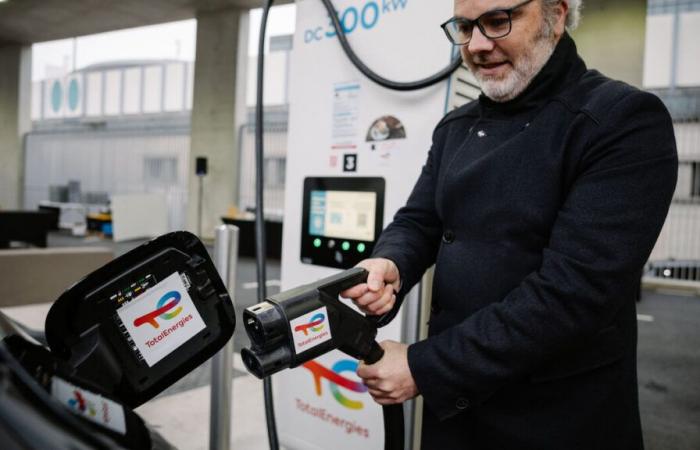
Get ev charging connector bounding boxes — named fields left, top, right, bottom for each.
left=241, top=267, right=383, bottom=375
left=241, top=267, right=403, bottom=450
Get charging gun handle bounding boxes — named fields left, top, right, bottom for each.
left=316, top=267, right=369, bottom=298
left=320, top=267, right=405, bottom=450
left=364, top=342, right=405, bottom=450
left=364, top=341, right=384, bottom=365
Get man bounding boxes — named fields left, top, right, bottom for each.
left=340, top=0, right=678, bottom=448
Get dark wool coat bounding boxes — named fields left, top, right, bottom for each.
left=372, top=34, right=678, bottom=449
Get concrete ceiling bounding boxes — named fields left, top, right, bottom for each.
left=0, top=0, right=291, bottom=45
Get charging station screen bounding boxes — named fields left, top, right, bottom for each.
left=309, top=190, right=376, bottom=242
left=116, top=272, right=206, bottom=367
left=301, top=177, right=384, bottom=270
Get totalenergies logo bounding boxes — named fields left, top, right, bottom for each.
left=133, top=291, right=183, bottom=329
left=302, top=359, right=368, bottom=410
left=68, top=390, right=97, bottom=417
left=294, top=312, right=326, bottom=336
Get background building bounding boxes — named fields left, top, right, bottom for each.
left=644, top=0, right=700, bottom=262
left=25, top=37, right=293, bottom=231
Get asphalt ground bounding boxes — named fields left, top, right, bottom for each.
left=637, top=290, right=700, bottom=449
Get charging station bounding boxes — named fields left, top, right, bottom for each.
left=274, top=1, right=476, bottom=448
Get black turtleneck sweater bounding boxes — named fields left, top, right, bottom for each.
left=372, top=34, right=678, bottom=449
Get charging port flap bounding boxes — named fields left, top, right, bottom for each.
left=45, top=231, right=236, bottom=408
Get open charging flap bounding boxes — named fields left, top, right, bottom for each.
left=45, top=231, right=236, bottom=408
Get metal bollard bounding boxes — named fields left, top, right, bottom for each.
left=210, top=225, right=239, bottom=450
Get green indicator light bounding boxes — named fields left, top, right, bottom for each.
left=357, top=243, right=366, bottom=253
left=313, top=238, right=322, bottom=248
left=341, top=241, right=351, bottom=251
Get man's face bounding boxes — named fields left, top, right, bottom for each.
left=454, top=0, right=567, bottom=102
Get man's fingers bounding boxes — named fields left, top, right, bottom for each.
left=343, top=258, right=400, bottom=299
left=365, top=285, right=395, bottom=314
left=354, top=290, right=382, bottom=307
left=366, top=389, right=402, bottom=405
left=368, top=387, right=389, bottom=397
left=339, top=259, right=400, bottom=316
left=357, top=361, right=378, bottom=380
left=345, top=288, right=394, bottom=316
left=340, top=283, right=369, bottom=299
left=364, top=378, right=392, bottom=391
left=374, top=295, right=396, bottom=316
left=366, top=261, right=391, bottom=292
left=355, top=291, right=382, bottom=307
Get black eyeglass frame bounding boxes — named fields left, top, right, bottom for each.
left=440, top=0, right=536, bottom=45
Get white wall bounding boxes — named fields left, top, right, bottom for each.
left=245, top=51, right=290, bottom=106
left=643, top=10, right=700, bottom=88
left=0, top=45, right=32, bottom=209
left=651, top=203, right=700, bottom=261
left=104, top=70, right=121, bottom=115
left=643, top=14, right=674, bottom=88
left=675, top=122, right=700, bottom=159
left=677, top=11, right=700, bottom=87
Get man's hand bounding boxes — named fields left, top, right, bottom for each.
left=339, top=258, right=401, bottom=316
left=357, top=340, right=418, bottom=405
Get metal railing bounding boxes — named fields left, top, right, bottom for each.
left=645, top=118, right=700, bottom=293
left=649, top=119, right=700, bottom=264
left=646, top=260, right=700, bottom=281
left=643, top=260, right=700, bottom=295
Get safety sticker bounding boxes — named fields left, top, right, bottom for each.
left=290, top=306, right=332, bottom=355
left=117, top=272, right=206, bottom=367
left=332, top=81, right=360, bottom=142
left=51, top=377, right=127, bottom=435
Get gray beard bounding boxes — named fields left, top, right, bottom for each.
left=474, top=30, right=558, bottom=103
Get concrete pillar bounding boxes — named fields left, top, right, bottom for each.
left=0, top=44, right=31, bottom=210
left=571, top=0, right=647, bottom=87
left=188, top=8, right=249, bottom=239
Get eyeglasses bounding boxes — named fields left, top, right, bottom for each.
left=441, top=0, right=536, bottom=45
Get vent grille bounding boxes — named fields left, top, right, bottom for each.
left=447, top=65, right=480, bottom=111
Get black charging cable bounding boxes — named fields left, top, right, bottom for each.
left=255, top=1, right=461, bottom=449
left=364, top=342, right=405, bottom=450
left=255, top=2, right=279, bottom=450
left=319, top=0, right=462, bottom=91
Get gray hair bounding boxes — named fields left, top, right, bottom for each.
left=542, top=0, right=583, bottom=31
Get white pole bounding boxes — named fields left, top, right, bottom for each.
left=210, top=225, right=239, bottom=450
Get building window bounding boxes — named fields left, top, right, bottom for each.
left=648, top=0, right=700, bottom=15
left=144, top=157, right=178, bottom=185
left=264, top=157, right=286, bottom=189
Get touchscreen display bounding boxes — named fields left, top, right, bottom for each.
left=308, top=190, right=377, bottom=242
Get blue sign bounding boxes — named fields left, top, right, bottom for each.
left=68, top=79, right=80, bottom=111
left=304, top=0, right=409, bottom=44
left=51, top=81, right=63, bottom=113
